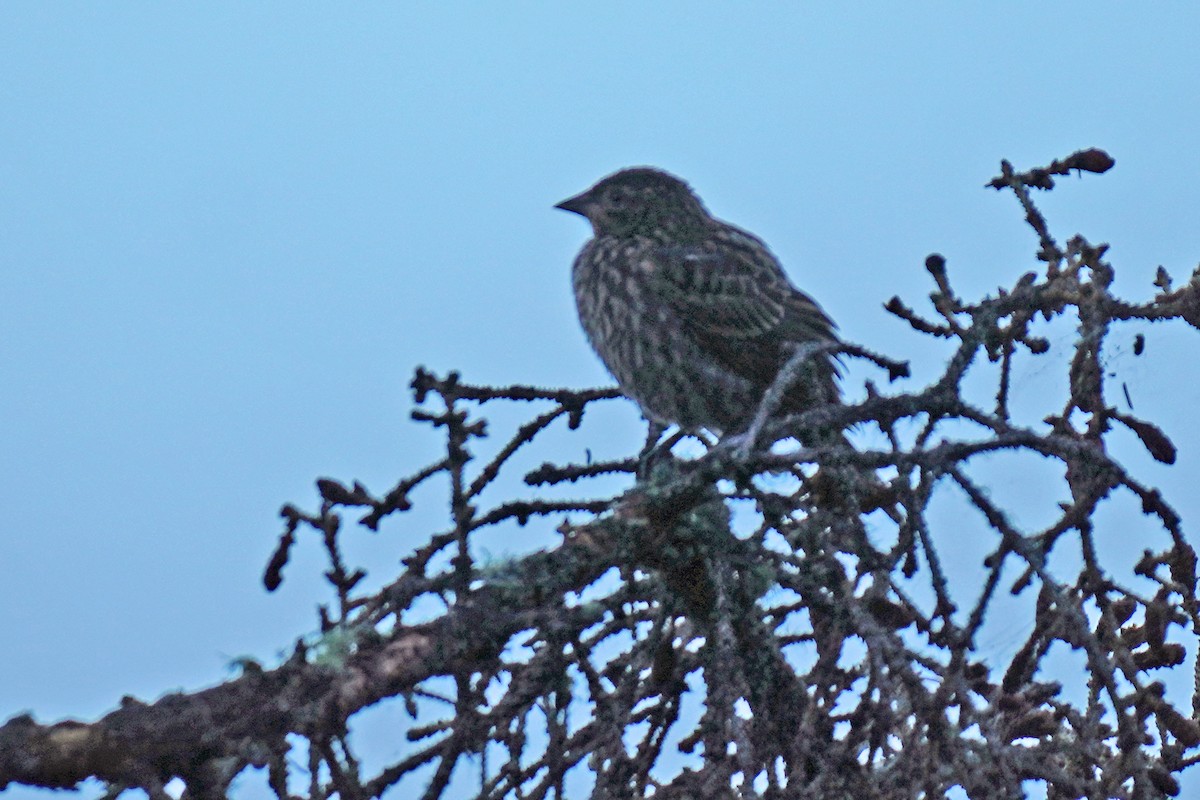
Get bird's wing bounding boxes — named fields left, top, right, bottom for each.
left=650, top=243, right=788, bottom=337
left=647, top=235, right=840, bottom=395
left=651, top=234, right=836, bottom=330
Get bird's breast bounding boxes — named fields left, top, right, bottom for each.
left=573, top=239, right=659, bottom=349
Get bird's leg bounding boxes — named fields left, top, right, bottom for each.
left=639, top=421, right=668, bottom=458
left=635, top=421, right=670, bottom=480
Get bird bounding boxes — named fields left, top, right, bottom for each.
left=555, top=167, right=842, bottom=440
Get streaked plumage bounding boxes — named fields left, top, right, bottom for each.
left=556, top=167, right=840, bottom=435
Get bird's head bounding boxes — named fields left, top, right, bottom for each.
left=555, top=168, right=710, bottom=239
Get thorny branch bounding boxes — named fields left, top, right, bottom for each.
left=4, top=148, right=1200, bottom=800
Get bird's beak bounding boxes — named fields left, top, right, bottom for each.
left=554, top=190, right=590, bottom=217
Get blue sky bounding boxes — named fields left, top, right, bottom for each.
left=3, top=4, right=1200, bottom=798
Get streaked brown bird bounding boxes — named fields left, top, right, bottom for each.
left=556, top=167, right=841, bottom=438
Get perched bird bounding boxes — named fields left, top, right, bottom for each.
left=556, top=167, right=841, bottom=438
